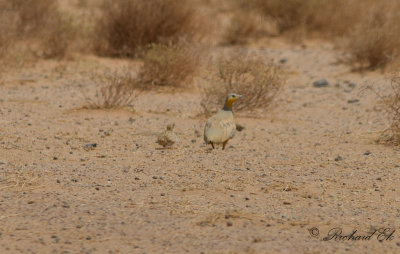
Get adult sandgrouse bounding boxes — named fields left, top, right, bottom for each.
left=204, top=93, right=242, bottom=150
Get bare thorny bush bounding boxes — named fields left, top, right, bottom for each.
left=0, top=0, right=75, bottom=61
left=237, top=0, right=317, bottom=34
left=201, top=53, right=284, bottom=115
left=85, top=42, right=204, bottom=109
left=94, top=0, right=200, bottom=57
left=222, top=10, right=267, bottom=45
left=233, top=0, right=371, bottom=36
left=345, top=3, right=400, bottom=70
left=228, top=0, right=400, bottom=69
left=136, top=42, right=203, bottom=90
left=85, top=71, right=143, bottom=110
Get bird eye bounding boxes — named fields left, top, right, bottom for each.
left=232, top=95, right=236, bottom=98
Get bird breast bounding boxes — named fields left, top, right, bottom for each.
left=204, top=110, right=236, bottom=144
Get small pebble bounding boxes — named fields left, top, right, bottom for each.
left=313, top=79, right=329, bottom=88
left=279, top=58, right=287, bottom=64
left=347, top=99, right=359, bottom=104
left=83, top=143, right=97, bottom=151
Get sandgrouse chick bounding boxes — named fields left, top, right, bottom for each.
left=204, top=93, right=242, bottom=150
left=157, top=123, right=178, bottom=148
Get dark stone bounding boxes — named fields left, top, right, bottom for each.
left=84, top=143, right=97, bottom=151
left=313, top=79, right=329, bottom=87
left=347, top=99, right=359, bottom=104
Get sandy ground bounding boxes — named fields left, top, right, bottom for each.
left=1, top=39, right=400, bottom=254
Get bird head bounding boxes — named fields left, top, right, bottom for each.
left=223, top=93, right=242, bottom=110
left=166, top=123, right=175, bottom=131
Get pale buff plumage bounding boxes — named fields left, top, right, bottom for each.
left=204, top=93, right=242, bottom=150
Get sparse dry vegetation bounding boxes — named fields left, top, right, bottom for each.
left=0, top=1, right=17, bottom=64
left=85, top=71, right=142, bottom=109
left=0, top=23, right=13, bottom=64
left=235, top=0, right=365, bottom=36
left=94, top=0, right=199, bottom=57
left=230, top=0, right=400, bottom=69
left=223, top=11, right=263, bottom=45
left=0, top=0, right=76, bottom=62
left=345, top=4, right=400, bottom=70
left=40, top=14, right=75, bottom=59
left=240, top=0, right=319, bottom=33
left=201, top=53, right=283, bottom=114
left=136, top=43, right=202, bottom=89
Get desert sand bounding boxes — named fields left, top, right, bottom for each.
left=1, top=38, right=400, bottom=254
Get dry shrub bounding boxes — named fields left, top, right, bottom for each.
left=233, top=0, right=400, bottom=69
left=236, top=0, right=308, bottom=34
left=136, top=43, right=202, bottom=89
left=237, top=0, right=366, bottom=36
left=0, top=23, right=13, bottom=64
left=237, top=0, right=334, bottom=35
left=40, top=15, right=76, bottom=59
left=85, top=71, right=142, bottom=109
left=223, top=11, right=264, bottom=45
left=94, top=0, right=198, bottom=57
left=12, top=0, right=58, bottom=36
left=0, top=0, right=17, bottom=60
left=345, top=3, right=400, bottom=70
left=201, top=53, right=283, bottom=115
left=244, top=0, right=316, bottom=33
left=0, top=0, right=75, bottom=60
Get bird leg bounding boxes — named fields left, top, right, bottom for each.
left=211, top=142, right=215, bottom=149
left=222, top=140, right=228, bottom=150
